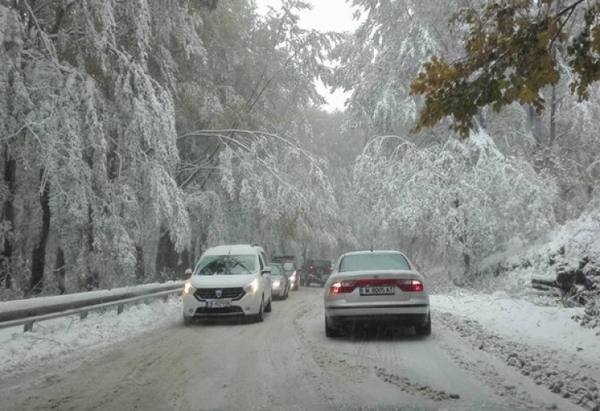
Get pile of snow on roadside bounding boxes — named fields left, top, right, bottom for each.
left=433, top=291, right=600, bottom=410
left=0, top=297, right=182, bottom=374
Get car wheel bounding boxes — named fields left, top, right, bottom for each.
left=325, top=317, right=340, bottom=338
left=255, top=300, right=264, bottom=322
left=183, top=315, right=193, bottom=326
left=415, top=313, right=431, bottom=336
left=265, top=298, right=272, bottom=313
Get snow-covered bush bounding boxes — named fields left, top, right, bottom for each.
left=352, top=130, right=557, bottom=272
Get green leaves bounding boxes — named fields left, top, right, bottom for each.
left=411, top=0, right=600, bottom=138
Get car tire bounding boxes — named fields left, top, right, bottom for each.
left=255, top=300, right=265, bottom=323
left=265, top=298, right=272, bottom=313
left=415, top=313, right=431, bottom=336
left=325, top=317, right=340, bottom=338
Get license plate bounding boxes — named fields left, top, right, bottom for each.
left=206, top=300, right=232, bottom=308
left=360, top=286, right=395, bottom=296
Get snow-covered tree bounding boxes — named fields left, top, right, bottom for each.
left=331, top=0, right=464, bottom=137
left=352, top=131, right=557, bottom=271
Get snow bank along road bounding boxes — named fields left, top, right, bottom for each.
left=0, top=287, right=597, bottom=411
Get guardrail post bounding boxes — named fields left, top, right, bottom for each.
left=80, top=311, right=88, bottom=320
left=117, top=304, right=124, bottom=315
left=24, top=322, right=33, bottom=332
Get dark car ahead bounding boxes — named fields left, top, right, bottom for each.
left=301, top=259, right=333, bottom=287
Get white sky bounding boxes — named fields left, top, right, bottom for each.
left=255, top=0, right=360, bottom=112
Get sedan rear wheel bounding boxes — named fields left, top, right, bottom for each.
left=325, top=317, right=340, bottom=338
left=415, top=313, right=431, bottom=336
left=255, top=299, right=264, bottom=323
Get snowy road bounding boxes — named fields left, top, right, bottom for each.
left=0, top=287, right=593, bottom=411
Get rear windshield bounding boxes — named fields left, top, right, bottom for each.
left=338, top=253, right=410, bottom=272
left=283, top=262, right=295, bottom=271
left=269, top=265, right=284, bottom=275
left=193, top=254, right=256, bottom=276
left=312, top=260, right=330, bottom=267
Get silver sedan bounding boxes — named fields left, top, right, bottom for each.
left=323, top=250, right=430, bottom=337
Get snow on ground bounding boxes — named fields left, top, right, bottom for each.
left=432, top=291, right=600, bottom=362
left=0, top=296, right=182, bottom=375
left=433, top=291, right=600, bottom=410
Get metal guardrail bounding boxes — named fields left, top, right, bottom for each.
left=0, top=282, right=184, bottom=332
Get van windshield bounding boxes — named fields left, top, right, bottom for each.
left=193, top=255, right=256, bottom=276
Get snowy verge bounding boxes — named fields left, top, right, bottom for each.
left=0, top=296, right=182, bottom=375
left=433, top=292, right=600, bottom=410
left=432, top=292, right=599, bottom=361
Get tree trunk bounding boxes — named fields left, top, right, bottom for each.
left=453, top=198, right=471, bottom=271
left=528, top=105, right=543, bottom=151
left=549, top=85, right=557, bottom=147
left=30, top=171, right=50, bottom=295
left=135, top=245, right=145, bottom=282
left=156, top=229, right=177, bottom=276
left=0, top=151, right=16, bottom=289
left=55, top=247, right=66, bottom=294
left=85, top=205, right=99, bottom=290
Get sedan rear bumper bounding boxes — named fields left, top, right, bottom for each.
left=326, top=313, right=428, bottom=327
left=325, top=304, right=429, bottom=327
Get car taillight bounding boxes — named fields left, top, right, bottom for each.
left=397, top=279, right=424, bottom=292
left=330, top=281, right=355, bottom=294
left=330, top=279, right=424, bottom=294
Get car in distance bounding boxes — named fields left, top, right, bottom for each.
left=270, top=263, right=290, bottom=300
left=272, top=255, right=300, bottom=291
left=282, top=262, right=300, bottom=290
left=302, top=259, right=333, bottom=287
left=182, top=244, right=273, bottom=324
left=323, top=250, right=430, bottom=338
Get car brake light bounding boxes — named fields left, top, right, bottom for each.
left=411, top=280, right=424, bottom=292
left=330, top=281, right=355, bottom=294
left=331, top=279, right=423, bottom=294
left=397, top=279, right=424, bottom=292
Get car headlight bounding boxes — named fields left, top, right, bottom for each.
left=183, top=282, right=196, bottom=295
left=273, top=280, right=281, bottom=288
left=244, top=279, right=260, bottom=295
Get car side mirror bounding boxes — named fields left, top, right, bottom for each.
left=182, top=268, right=192, bottom=280
left=261, top=267, right=272, bottom=275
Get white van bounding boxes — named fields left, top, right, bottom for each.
left=182, top=244, right=273, bottom=324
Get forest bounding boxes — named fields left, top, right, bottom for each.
left=1, top=0, right=599, bottom=299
